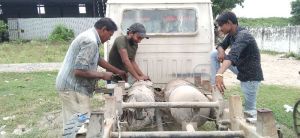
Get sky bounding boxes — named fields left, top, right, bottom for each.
left=232, top=0, right=294, bottom=18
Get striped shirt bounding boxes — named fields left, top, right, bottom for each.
left=56, top=28, right=101, bottom=97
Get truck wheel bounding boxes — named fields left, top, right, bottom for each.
left=293, top=100, right=300, bottom=137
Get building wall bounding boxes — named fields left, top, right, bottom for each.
left=8, top=18, right=100, bottom=40
left=2, top=3, right=39, bottom=19
left=0, top=1, right=106, bottom=21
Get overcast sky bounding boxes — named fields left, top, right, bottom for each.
left=232, top=0, right=294, bottom=18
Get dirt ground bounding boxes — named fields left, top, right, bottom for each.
left=224, top=54, right=300, bottom=87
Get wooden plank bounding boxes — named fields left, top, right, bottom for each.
left=229, top=95, right=244, bottom=130
left=103, top=118, right=115, bottom=138
left=86, top=111, right=104, bottom=138
left=114, top=86, right=123, bottom=116
left=256, top=108, right=278, bottom=138
left=104, top=95, right=116, bottom=119
left=104, top=95, right=117, bottom=137
left=238, top=120, right=263, bottom=138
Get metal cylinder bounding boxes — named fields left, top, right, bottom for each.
left=164, top=79, right=211, bottom=126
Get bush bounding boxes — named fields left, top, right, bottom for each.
left=48, top=25, right=74, bottom=42
left=283, top=52, right=300, bottom=60
left=0, top=20, right=9, bottom=42
left=291, top=0, right=300, bottom=25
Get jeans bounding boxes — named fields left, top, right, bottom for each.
left=210, top=49, right=239, bottom=85
left=210, top=49, right=260, bottom=117
left=241, top=81, right=260, bottom=117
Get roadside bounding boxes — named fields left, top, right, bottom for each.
left=0, top=54, right=299, bottom=87
left=0, top=63, right=61, bottom=73
left=224, top=54, right=300, bottom=87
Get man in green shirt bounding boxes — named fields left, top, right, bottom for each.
left=109, top=23, right=150, bottom=82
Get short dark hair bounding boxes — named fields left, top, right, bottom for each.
left=94, top=17, right=118, bottom=31
left=216, top=11, right=238, bottom=26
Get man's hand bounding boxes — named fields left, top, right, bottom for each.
left=135, top=75, right=150, bottom=81
left=141, top=75, right=151, bottom=81
left=215, top=75, right=226, bottom=94
left=217, top=47, right=226, bottom=62
left=117, top=70, right=128, bottom=81
left=217, top=51, right=225, bottom=62
left=100, top=72, right=113, bottom=80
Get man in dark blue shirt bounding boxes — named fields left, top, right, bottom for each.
left=211, top=11, right=264, bottom=118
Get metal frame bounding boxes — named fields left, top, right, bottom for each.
left=86, top=82, right=279, bottom=138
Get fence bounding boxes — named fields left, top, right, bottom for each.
left=248, top=26, right=300, bottom=54
left=8, top=18, right=100, bottom=40
left=7, top=18, right=300, bottom=54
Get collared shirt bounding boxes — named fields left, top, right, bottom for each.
left=56, top=28, right=101, bottom=97
left=217, top=27, right=264, bottom=82
left=108, top=35, right=138, bottom=72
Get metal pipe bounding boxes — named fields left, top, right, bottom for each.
left=155, top=109, right=164, bottom=131
left=111, top=131, right=245, bottom=138
left=122, top=102, right=219, bottom=108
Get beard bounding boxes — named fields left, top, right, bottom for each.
left=128, top=38, right=136, bottom=45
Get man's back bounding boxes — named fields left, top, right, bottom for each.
left=56, top=28, right=100, bottom=96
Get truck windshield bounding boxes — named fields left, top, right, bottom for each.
left=121, top=9, right=197, bottom=34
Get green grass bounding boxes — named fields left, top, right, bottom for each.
left=225, top=84, right=300, bottom=137
left=239, top=17, right=291, bottom=27
left=283, top=52, right=300, bottom=60
left=0, top=72, right=299, bottom=137
left=0, top=40, right=69, bottom=64
left=0, top=72, right=106, bottom=137
left=260, top=50, right=300, bottom=60
left=260, top=50, right=284, bottom=56
left=0, top=40, right=106, bottom=64
left=0, top=72, right=61, bottom=137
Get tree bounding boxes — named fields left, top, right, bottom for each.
left=212, top=0, right=244, bottom=17
left=291, top=0, right=300, bottom=25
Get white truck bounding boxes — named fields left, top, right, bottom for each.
left=76, top=1, right=279, bottom=138
left=105, top=0, right=214, bottom=88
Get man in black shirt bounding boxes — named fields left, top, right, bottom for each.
left=212, top=11, right=264, bottom=118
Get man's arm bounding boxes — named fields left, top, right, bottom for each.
left=216, top=34, right=230, bottom=62
left=131, top=59, right=150, bottom=80
left=73, top=39, right=113, bottom=80
left=119, top=48, right=142, bottom=80
left=74, top=69, right=112, bottom=80
left=98, top=58, right=127, bottom=80
left=216, top=46, right=226, bottom=62
left=215, top=60, right=232, bottom=93
left=215, top=32, right=250, bottom=93
left=216, top=34, right=230, bottom=50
